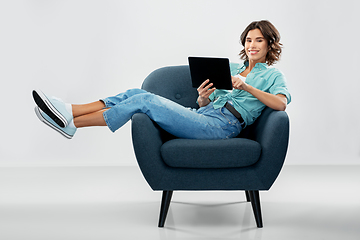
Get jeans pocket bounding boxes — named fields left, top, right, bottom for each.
left=225, top=121, right=243, bottom=139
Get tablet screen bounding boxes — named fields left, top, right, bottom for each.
left=188, top=57, right=232, bottom=90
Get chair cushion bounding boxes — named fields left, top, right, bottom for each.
left=160, top=138, right=261, bottom=169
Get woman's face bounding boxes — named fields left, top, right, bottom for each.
left=244, top=28, right=269, bottom=64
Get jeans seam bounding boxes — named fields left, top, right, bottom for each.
left=103, top=111, right=114, bottom=132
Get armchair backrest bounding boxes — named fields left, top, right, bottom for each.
left=141, top=65, right=199, bottom=109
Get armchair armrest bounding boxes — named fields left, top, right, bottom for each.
left=249, top=108, right=290, bottom=189
left=131, top=113, right=169, bottom=189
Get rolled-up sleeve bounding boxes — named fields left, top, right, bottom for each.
left=269, top=74, right=291, bottom=104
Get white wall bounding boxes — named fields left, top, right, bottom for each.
left=1, top=0, right=359, bottom=166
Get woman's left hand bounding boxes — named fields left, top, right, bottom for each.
left=232, top=76, right=248, bottom=91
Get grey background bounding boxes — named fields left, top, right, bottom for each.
left=1, top=0, right=359, bottom=166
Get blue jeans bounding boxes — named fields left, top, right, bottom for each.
left=102, top=89, right=243, bottom=140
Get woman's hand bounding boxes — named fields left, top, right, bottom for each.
left=232, top=76, right=249, bottom=91
left=197, top=79, right=216, bottom=107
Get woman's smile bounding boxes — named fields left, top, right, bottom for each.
left=248, top=50, right=260, bottom=55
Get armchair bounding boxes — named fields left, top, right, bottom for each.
left=131, top=65, right=290, bottom=228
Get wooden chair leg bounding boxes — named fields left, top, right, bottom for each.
left=245, top=191, right=251, bottom=202
left=248, top=190, right=263, bottom=228
left=158, top=190, right=173, bottom=227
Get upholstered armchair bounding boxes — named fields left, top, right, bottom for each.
left=131, top=65, right=290, bottom=228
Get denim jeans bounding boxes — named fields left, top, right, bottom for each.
left=101, top=89, right=243, bottom=140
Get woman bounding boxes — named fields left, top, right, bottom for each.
left=33, top=20, right=291, bottom=140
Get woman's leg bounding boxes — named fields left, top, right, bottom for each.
left=71, top=101, right=108, bottom=128
left=72, top=101, right=106, bottom=118
left=34, top=88, right=241, bottom=139
left=73, top=108, right=107, bottom=128
left=70, top=89, right=147, bottom=128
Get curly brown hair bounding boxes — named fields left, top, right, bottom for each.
left=239, top=20, right=283, bottom=66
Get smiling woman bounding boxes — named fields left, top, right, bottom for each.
left=239, top=20, right=282, bottom=66
left=32, top=20, right=291, bottom=140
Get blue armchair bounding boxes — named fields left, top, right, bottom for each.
left=131, top=65, right=290, bottom=228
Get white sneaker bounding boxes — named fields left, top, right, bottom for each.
left=32, top=89, right=73, bottom=128
left=35, top=107, right=76, bottom=139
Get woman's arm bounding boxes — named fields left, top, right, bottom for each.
left=197, top=79, right=216, bottom=107
left=232, top=76, right=287, bottom=111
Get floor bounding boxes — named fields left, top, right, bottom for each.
left=0, top=165, right=359, bottom=240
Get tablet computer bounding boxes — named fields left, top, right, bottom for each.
left=188, top=56, right=232, bottom=90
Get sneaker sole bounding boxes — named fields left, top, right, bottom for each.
left=32, top=89, right=68, bottom=128
left=34, top=107, right=73, bottom=139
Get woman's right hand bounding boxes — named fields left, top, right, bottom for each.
left=197, top=79, right=216, bottom=107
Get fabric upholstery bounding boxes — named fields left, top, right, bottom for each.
left=161, top=138, right=261, bottom=168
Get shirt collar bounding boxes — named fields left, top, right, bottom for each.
left=240, top=61, right=268, bottom=73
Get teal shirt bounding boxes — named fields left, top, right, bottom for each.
left=209, top=61, right=291, bottom=127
